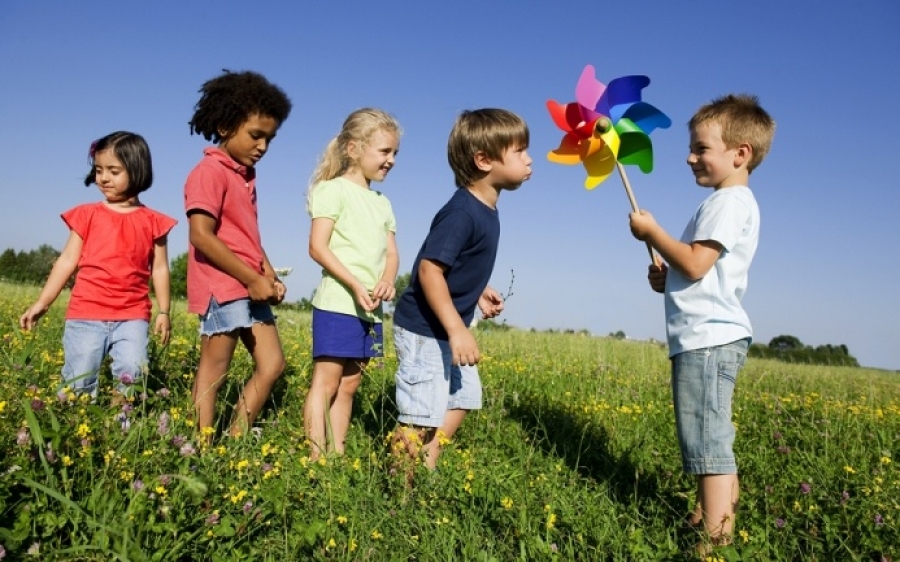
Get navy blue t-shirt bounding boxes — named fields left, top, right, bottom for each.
left=393, top=188, right=500, bottom=339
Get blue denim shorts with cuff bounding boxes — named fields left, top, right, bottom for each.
left=199, top=297, right=275, bottom=337
left=394, top=325, right=482, bottom=428
left=671, top=338, right=749, bottom=475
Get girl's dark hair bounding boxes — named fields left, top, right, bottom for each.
left=189, top=69, right=292, bottom=143
left=84, top=131, right=153, bottom=195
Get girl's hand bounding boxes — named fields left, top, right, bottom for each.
left=248, top=275, right=277, bottom=302
left=20, top=303, right=49, bottom=331
left=370, top=280, right=396, bottom=304
left=154, top=313, right=171, bottom=345
left=269, top=279, right=287, bottom=305
left=353, top=283, right=376, bottom=312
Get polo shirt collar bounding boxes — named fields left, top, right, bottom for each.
left=204, top=147, right=255, bottom=179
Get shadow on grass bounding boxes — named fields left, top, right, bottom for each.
left=505, top=394, right=687, bottom=529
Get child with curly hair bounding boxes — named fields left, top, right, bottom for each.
left=184, top=69, right=292, bottom=437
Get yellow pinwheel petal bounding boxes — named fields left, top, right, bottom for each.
left=583, top=145, right=617, bottom=189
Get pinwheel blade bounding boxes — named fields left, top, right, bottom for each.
left=617, top=101, right=672, bottom=135
left=548, top=134, right=582, bottom=165
left=615, top=118, right=654, bottom=173
left=575, top=64, right=606, bottom=112
left=596, top=75, right=650, bottom=116
left=546, top=100, right=576, bottom=132
left=580, top=134, right=607, bottom=160
left=583, top=145, right=617, bottom=189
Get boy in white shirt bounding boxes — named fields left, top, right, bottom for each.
left=629, top=94, right=776, bottom=550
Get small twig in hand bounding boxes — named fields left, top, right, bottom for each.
left=501, top=269, right=515, bottom=303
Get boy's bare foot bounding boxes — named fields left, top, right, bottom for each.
left=694, top=534, right=734, bottom=557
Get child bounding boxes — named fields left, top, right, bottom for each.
left=391, top=108, right=531, bottom=470
left=302, top=108, right=402, bottom=459
left=20, top=131, right=177, bottom=400
left=628, top=94, right=775, bottom=547
left=184, top=69, right=292, bottom=437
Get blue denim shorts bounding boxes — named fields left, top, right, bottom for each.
left=62, top=319, right=149, bottom=397
left=671, top=338, right=749, bottom=475
left=199, top=298, right=275, bottom=337
left=312, top=308, right=383, bottom=359
left=393, top=326, right=483, bottom=428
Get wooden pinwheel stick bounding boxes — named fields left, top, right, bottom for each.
left=616, top=161, right=660, bottom=267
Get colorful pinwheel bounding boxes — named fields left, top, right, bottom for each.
left=546, top=64, right=670, bottom=264
left=547, top=64, right=671, bottom=189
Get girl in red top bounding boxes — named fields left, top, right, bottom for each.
left=20, top=131, right=177, bottom=401
left=184, top=70, right=292, bottom=438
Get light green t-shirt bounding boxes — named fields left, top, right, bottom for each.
left=309, top=177, right=396, bottom=322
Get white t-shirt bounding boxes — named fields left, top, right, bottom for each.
left=664, top=186, right=759, bottom=356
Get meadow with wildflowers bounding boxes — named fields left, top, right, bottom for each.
left=0, top=280, right=897, bottom=561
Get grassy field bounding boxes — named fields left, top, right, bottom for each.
left=0, top=281, right=897, bottom=561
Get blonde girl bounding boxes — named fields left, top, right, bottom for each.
left=303, top=108, right=402, bottom=458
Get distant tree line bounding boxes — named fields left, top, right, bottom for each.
left=0, top=245, right=65, bottom=287
left=1, top=246, right=861, bottom=367
left=749, top=334, right=859, bottom=367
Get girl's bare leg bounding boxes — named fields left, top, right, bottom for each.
left=303, top=357, right=346, bottom=458
left=230, top=321, right=285, bottom=436
left=328, top=360, right=365, bottom=454
left=193, top=332, right=239, bottom=432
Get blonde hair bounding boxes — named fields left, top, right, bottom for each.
left=307, top=108, right=402, bottom=207
left=447, top=108, right=529, bottom=188
left=689, top=94, right=776, bottom=173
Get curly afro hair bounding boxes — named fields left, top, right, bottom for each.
left=189, top=69, right=292, bottom=143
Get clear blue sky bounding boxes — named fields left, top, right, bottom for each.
left=1, top=1, right=898, bottom=370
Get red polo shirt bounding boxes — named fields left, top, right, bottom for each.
left=184, top=147, right=265, bottom=315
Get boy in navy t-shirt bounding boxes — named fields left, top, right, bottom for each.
left=392, top=108, right=532, bottom=470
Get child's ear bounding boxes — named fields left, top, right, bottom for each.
left=217, top=127, right=232, bottom=142
left=474, top=151, right=492, bottom=172
left=734, top=143, right=752, bottom=168
left=347, top=140, right=360, bottom=160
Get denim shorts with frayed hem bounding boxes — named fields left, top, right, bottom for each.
left=312, top=308, right=383, bottom=359
left=394, top=326, right=482, bottom=428
left=198, top=297, right=275, bottom=337
left=62, top=319, right=149, bottom=398
left=671, top=338, right=749, bottom=475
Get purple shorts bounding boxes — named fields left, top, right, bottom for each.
left=312, top=308, right=383, bottom=359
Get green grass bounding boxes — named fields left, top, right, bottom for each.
left=0, top=281, right=897, bottom=560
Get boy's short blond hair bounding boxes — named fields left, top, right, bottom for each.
left=448, top=108, right=529, bottom=188
left=690, top=94, right=776, bottom=173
